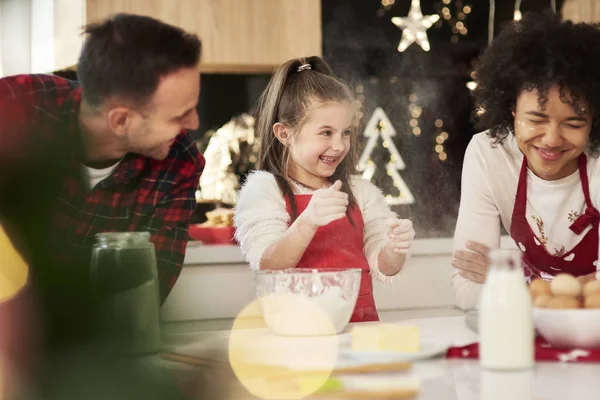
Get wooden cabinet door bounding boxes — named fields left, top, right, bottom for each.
left=85, top=0, right=322, bottom=73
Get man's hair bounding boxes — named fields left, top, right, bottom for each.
left=77, top=13, right=202, bottom=108
left=471, top=11, right=600, bottom=152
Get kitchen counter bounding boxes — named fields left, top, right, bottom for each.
left=160, top=314, right=600, bottom=399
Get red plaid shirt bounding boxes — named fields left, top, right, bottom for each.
left=0, top=74, right=204, bottom=304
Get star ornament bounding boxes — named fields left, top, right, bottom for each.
left=391, top=0, right=440, bottom=52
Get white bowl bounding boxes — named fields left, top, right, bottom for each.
left=254, top=268, right=361, bottom=336
left=533, top=308, right=600, bottom=348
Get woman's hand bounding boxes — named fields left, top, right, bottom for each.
left=452, top=241, right=491, bottom=284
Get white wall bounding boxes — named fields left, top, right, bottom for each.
left=0, top=0, right=32, bottom=76
left=0, top=0, right=84, bottom=77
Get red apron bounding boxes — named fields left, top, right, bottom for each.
left=510, top=155, right=600, bottom=282
left=285, top=195, right=379, bottom=322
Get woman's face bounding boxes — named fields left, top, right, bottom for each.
left=513, top=84, right=592, bottom=181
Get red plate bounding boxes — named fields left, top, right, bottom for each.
left=189, top=225, right=236, bottom=244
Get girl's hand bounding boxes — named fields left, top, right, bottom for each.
left=386, top=218, right=415, bottom=254
left=301, top=180, right=348, bottom=228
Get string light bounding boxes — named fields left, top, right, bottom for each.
left=514, top=0, right=522, bottom=20
left=408, top=93, right=423, bottom=136
left=357, top=107, right=415, bottom=205
left=377, top=0, right=396, bottom=16
left=433, top=119, right=449, bottom=162
left=391, top=0, right=440, bottom=52
left=434, top=0, right=471, bottom=44
left=488, top=0, right=496, bottom=45
left=466, top=70, right=477, bottom=91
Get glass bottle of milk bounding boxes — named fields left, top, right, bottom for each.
left=479, top=249, right=534, bottom=370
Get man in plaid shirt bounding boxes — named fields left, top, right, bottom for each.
left=0, top=14, right=204, bottom=346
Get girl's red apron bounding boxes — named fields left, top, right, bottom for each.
left=510, top=155, right=599, bottom=281
left=285, top=195, right=379, bottom=322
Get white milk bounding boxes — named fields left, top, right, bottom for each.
left=479, top=249, right=534, bottom=370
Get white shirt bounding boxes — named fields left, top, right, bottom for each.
left=233, top=170, right=401, bottom=283
left=453, top=132, right=600, bottom=310
left=81, top=161, right=121, bottom=192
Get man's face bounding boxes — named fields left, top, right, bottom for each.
left=126, top=67, right=200, bottom=160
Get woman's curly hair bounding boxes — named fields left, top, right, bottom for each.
left=471, top=11, right=600, bottom=153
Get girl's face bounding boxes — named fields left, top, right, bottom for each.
left=279, top=100, right=354, bottom=188
left=513, top=85, right=592, bottom=181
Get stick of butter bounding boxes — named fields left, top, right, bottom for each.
left=351, top=324, right=420, bottom=353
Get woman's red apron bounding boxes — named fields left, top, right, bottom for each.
left=510, top=155, right=599, bottom=281
left=285, top=195, right=378, bottom=322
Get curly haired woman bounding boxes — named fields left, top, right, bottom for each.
left=452, top=11, right=600, bottom=309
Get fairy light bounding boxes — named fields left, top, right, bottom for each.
left=408, top=93, right=422, bottom=136
left=391, top=0, right=440, bottom=52
left=488, top=0, right=495, bottom=45
left=377, top=0, right=396, bottom=16
left=466, top=70, right=477, bottom=91
left=514, top=0, right=522, bottom=20
left=435, top=0, right=471, bottom=44
left=357, top=107, right=415, bottom=205
left=433, top=119, right=449, bottom=162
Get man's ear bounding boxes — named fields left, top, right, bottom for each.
left=107, top=106, right=132, bottom=137
left=273, top=123, right=290, bottom=146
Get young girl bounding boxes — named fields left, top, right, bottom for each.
left=234, top=56, right=415, bottom=322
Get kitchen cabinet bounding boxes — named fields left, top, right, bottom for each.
left=562, top=0, right=600, bottom=23
left=83, top=0, right=322, bottom=73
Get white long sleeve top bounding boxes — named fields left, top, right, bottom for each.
left=453, top=132, right=600, bottom=310
left=233, top=171, right=402, bottom=283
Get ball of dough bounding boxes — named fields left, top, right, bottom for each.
left=583, top=280, right=600, bottom=298
left=550, top=274, right=582, bottom=297
left=533, top=294, right=552, bottom=308
left=529, top=278, right=551, bottom=299
left=547, top=295, right=581, bottom=309
left=584, top=292, right=600, bottom=309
